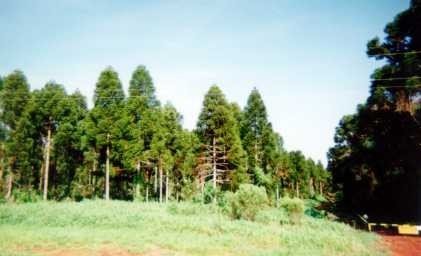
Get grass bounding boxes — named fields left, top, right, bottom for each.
left=0, top=200, right=387, bottom=256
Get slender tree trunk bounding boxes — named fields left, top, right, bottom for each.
left=38, top=162, right=43, bottom=192
left=135, top=161, right=141, bottom=199
left=276, top=183, right=280, bottom=207
left=105, top=133, right=110, bottom=200
left=319, top=181, right=323, bottom=196
left=309, top=178, right=314, bottom=197
left=43, top=127, right=51, bottom=201
left=165, top=175, right=169, bottom=203
left=154, top=166, right=158, bottom=194
left=254, top=139, right=258, bottom=167
left=146, top=185, right=149, bottom=202
left=296, top=181, right=299, bottom=198
left=212, top=136, right=216, bottom=190
left=5, top=172, right=13, bottom=199
left=159, top=158, right=163, bottom=203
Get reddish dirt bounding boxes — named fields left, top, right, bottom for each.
left=381, top=234, right=421, bottom=256
left=30, top=246, right=149, bottom=256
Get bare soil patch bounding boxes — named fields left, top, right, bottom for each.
left=381, top=234, right=421, bottom=256
left=30, top=246, right=145, bottom=256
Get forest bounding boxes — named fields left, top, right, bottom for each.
left=0, top=1, right=420, bottom=255
left=0, top=66, right=329, bottom=203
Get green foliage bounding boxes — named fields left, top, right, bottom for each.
left=11, top=189, right=41, bottom=203
left=0, top=70, right=31, bottom=130
left=129, top=65, right=159, bottom=107
left=196, top=85, right=248, bottom=189
left=230, top=184, right=268, bottom=221
left=0, top=67, right=328, bottom=204
left=328, top=1, right=421, bottom=222
left=280, top=197, right=305, bottom=224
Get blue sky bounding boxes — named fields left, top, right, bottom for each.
left=0, top=0, right=410, bottom=165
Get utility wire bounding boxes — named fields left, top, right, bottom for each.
left=369, top=50, right=421, bottom=57
left=371, top=76, right=421, bottom=82
left=2, top=85, right=421, bottom=100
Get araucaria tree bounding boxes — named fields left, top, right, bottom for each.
left=328, top=0, right=421, bottom=222
left=0, top=71, right=31, bottom=198
left=196, top=85, right=248, bottom=192
left=87, top=67, right=125, bottom=200
left=240, top=88, right=284, bottom=193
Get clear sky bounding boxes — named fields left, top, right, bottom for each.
left=0, top=0, right=410, bottom=165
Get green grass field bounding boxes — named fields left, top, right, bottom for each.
left=0, top=201, right=387, bottom=256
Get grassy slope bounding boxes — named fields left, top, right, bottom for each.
left=0, top=201, right=386, bottom=256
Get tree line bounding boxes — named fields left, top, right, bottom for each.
left=0, top=66, right=329, bottom=202
left=328, top=0, right=421, bottom=222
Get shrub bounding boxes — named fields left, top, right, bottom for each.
left=217, top=191, right=234, bottom=214
left=280, top=197, right=305, bottom=224
left=12, top=189, right=42, bottom=203
left=203, top=182, right=217, bottom=204
left=230, top=184, right=268, bottom=221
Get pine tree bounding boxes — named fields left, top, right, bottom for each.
left=0, top=71, right=31, bottom=198
left=22, top=82, right=86, bottom=200
left=129, top=65, right=159, bottom=107
left=90, top=67, right=125, bottom=200
left=196, top=85, right=247, bottom=193
left=0, top=71, right=31, bottom=130
left=52, top=91, right=87, bottom=198
left=241, top=88, right=281, bottom=191
left=329, top=0, right=421, bottom=221
left=123, top=65, right=160, bottom=201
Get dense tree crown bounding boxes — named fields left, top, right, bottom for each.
left=0, top=68, right=328, bottom=202
left=328, top=0, right=421, bottom=222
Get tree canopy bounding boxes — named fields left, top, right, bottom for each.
left=328, top=0, right=421, bottom=222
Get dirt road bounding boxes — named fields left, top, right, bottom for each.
left=381, top=234, right=421, bottom=256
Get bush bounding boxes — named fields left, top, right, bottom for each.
left=217, top=191, right=234, bottom=214
left=203, top=182, right=217, bottom=204
left=12, top=189, right=42, bottom=203
left=230, top=184, right=268, bottom=221
left=280, top=197, right=305, bottom=224
left=167, top=202, right=217, bottom=216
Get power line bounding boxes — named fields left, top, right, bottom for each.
left=371, top=76, right=421, bottom=82
left=369, top=50, right=421, bottom=57
left=3, top=84, right=421, bottom=98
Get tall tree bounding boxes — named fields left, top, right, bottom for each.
left=196, top=85, right=247, bottom=193
left=241, top=88, right=282, bottom=192
left=90, top=67, right=125, bottom=200
left=0, top=71, right=31, bottom=198
left=329, top=0, right=421, bottom=222
left=123, top=65, right=160, bottom=201
left=24, top=82, right=77, bottom=200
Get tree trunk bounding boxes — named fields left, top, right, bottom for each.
left=5, top=172, right=13, bottom=199
left=37, top=162, right=43, bottom=192
left=146, top=185, right=149, bottom=202
left=105, top=133, right=110, bottom=200
left=165, top=175, right=169, bottom=203
left=135, top=161, right=141, bottom=199
left=154, top=166, right=158, bottom=194
left=276, top=183, right=280, bottom=207
left=319, top=181, right=323, bottom=196
left=309, top=178, right=314, bottom=197
left=43, top=127, right=51, bottom=201
left=212, top=136, right=216, bottom=190
left=159, top=158, right=163, bottom=203
left=296, top=181, right=299, bottom=198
